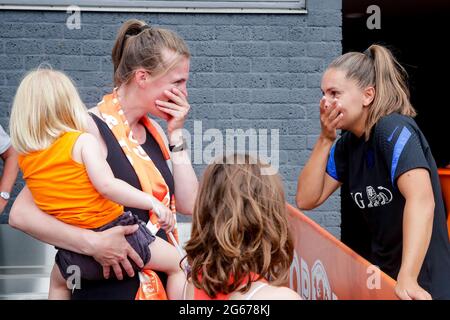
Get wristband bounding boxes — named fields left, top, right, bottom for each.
left=169, top=138, right=187, bottom=152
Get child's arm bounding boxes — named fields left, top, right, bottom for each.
left=79, top=133, right=159, bottom=213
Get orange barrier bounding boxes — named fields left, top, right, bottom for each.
left=287, top=204, right=398, bottom=300
left=437, top=168, right=450, bottom=240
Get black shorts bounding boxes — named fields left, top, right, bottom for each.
left=55, top=211, right=155, bottom=281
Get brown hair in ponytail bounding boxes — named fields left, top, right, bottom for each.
left=328, top=44, right=416, bottom=140
left=111, top=19, right=190, bottom=87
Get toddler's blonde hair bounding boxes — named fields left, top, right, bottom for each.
left=10, top=68, right=88, bottom=154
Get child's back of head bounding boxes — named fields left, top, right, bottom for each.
left=10, top=68, right=88, bottom=155
left=185, top=153, right=294, bottom=298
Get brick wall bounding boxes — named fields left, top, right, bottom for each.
left=0, top=0, right=342, bottom=238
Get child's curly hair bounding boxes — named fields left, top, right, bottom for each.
left=184, top=153, right=294, bottom=298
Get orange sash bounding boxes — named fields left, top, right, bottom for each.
left=97, top=90, right=179, bottom=244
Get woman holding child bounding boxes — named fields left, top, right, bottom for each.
left=9, top=19, right=198, bottom=300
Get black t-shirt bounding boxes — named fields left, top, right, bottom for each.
left=326, top=113, right=450, bottom=299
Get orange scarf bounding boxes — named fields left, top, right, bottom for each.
left=98, top=90, right=179, bottom=244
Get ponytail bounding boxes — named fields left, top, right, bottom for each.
left=111, top=19, right=190, bottom=87
left=111, top=19, right=145, bottom=77
left=328, top=44, right=415, bottom=140
left=365, top=45, right=415, bottom=138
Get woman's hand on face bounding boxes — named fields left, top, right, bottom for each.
left=319, top=97, right=343, bottom=142
left=155, top=87, right=191, bottom=135
left=91, top=224, right=144, bottom=280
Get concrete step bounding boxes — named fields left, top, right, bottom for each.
left=0, top=225, right=56, bottom=300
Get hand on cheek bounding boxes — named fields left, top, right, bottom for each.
left=320, top=97, right=343, bottom=141
left=155, top=87, right=191, bottom=134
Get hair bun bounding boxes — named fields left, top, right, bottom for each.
left=363, top=48, right=374, bottom=60
left=125, top=24, right=151, bottom=38
left=140, top=24, right=151, bottom=32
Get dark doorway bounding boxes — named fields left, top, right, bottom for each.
left=341, top=0, right=450, bottom=258
left=343, top=0, right=450, bottom=167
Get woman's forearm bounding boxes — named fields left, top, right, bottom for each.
left=171, top=150, right=198, bottom=215
left=0, top=147, right=19, bottom=193
left=398, top=197, right=434, bottom=282
left=9, top=186, right=97, bottom=255
left=169, top=131, right=198, bottom=215
left=296, top=135, right=334, bottom=209
left=397, top=169, right=435, bottom=283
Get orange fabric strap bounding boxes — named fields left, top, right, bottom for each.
left=194, top=273, right=266, bottom=300
left=98, top=90, right=178, bottom=243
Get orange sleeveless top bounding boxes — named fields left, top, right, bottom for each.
left=18, top=131, right=123, bottom=229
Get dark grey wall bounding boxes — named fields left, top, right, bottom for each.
left=0, top=0, right=342, bottom=237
